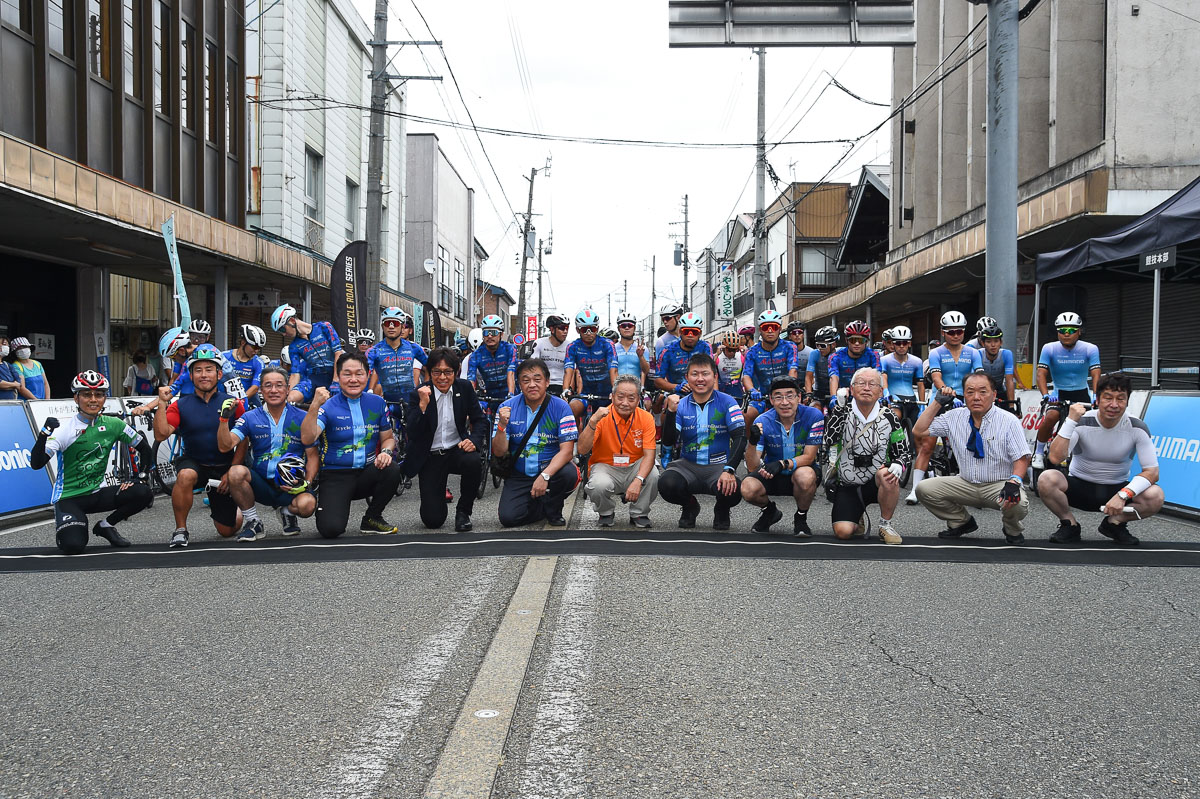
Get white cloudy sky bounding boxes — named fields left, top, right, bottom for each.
left=351, top=0, right=894, bottom=326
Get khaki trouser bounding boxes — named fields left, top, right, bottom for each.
left=585, top=461, right=659, bottom=518
left=916, top=475, right=1029, bottom=536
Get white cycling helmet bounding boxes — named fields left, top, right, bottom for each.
left=239, top=324, right=267, bottom=348
left=615, top=310, right=637, bottom=326
left=280, top=347, right=291, bottom=366
left=158, top=327, right=191, bottom=358
left=354, top=327, right=376, bottom=343
left=1055, top=311, right=1083, bottom=328
left=890, top=325, right=913, bottom=342
left=468, top=328, right=484, bottom=349
left=940, top=310, right=968, bottom=329
left=975, top=316, right=998, bottom=332
left=188, top=319, right=212, bottom=335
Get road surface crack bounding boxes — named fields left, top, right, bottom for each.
left=868, top=631, right=998, bottom=721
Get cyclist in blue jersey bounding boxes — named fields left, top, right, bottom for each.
left=716, top=331, right=745, bottom=400
left=740, top=309, right=799, bottom=426
left=219, top=366, right=318, bottom=538
left=222, top=324, right=266, bottom=406
left=879, top=325, right=925, bottom=426
left=1033, top=311, right=1102, bottom=469
left=651, top=311, right=713, bottom=396
left=804, top=326, right=839, bottom=408
left=975, top=320, right=1020, bottom=410
left=368, top=307, right=424, bottom=450
left=741, top=376, right=824, bottom=536
left=301, top=351, right=403, bottom=537
left=613, top=310, right=650, bottom=385
left=468, top=313, right=518, bottom=406
left=563, top=308, right=619, bottom=425
left=965, top=316, right=996, bottom=350
left=271, top=303, right=342, bottom=403
left=827, top=320, right=882, bottom=401
left=659, top=352, right=746, bottom=530
left=906, top=310, right=984, bottom=504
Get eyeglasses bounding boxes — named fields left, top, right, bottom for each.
left=759, top=324, right=781, bottom=333
left=680, top=327, right=702, bottom=336
left=846, top=336, right=867, bottom=345
left=579, top=326, right=598, bottom=334
left=382, top=320, right=402, bottom=328
left=482, top=330, right=501, bottom=337
left=76, top=390, right=107, bottom=399
left=851, top=381, right=880, bottom=389
left=431, top=368, right=456, bottom=377
left=943, top=329, right=965, bottom=336
left=1057, top=327, right=1079, bottom=335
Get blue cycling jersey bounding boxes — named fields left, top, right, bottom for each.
left=928, top=345, right=984, bottom=393
left=288, top=321, right=341, bottom=388
left=806, top=348, right=832, bottom=395
left=613, top=340, right=643, bottom=378
left=230, top=404, right=310, bottom=481
left=221, top=350, right=263, bottom=394
left=652, top=340, right=714, bottom=387
left=498, top=394, right=579, bottom=478
left=674, top=391, right=745, bottom=466
left=564, top=338, right=618, bottom=390
left=315, top=391, right=391, bottom=470
left=1038, top=340, right=1100, bottom=392
left=754, top=406, right=824, bottom=474
left=743, top=340, right=799, bottom=393
left=880, top=353, right=922, bottom=399
left=468, top=342, right=518, bottom=397
left=828, top=347, right=882, bottom=384
left=367, top=339, right=423, bottom=402
left=978, top=347, right=1015, bottom=391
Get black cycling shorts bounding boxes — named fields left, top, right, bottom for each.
left=176, top=457, right=238, bottom=528
left=831, top=480, right=881, bottom=524
left=743, top=465, right=821, bottom=496
left=1065, top=476, right=1126, bottom=513
left=1057, top=389, right=1092, bottom=404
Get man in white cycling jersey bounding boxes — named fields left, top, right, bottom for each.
left=531, top=314, right=570, bottom=396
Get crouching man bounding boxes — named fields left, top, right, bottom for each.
left=579, top=374, right=659, bottom=528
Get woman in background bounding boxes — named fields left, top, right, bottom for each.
left=10, top=336, right=48, bottom=399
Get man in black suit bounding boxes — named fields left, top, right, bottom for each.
left=405, top=347, right=488, bottom=531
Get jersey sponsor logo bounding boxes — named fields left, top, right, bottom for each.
left=1152, top=435, right=1200, bottom=462
left=0, top=442, right=33, bottom=470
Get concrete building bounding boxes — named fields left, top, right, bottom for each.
left=797, top=0, right=1200, bottom=365
left=245, top=0, right=406, bottom=287
left=405, top=132, right=476, bottom=334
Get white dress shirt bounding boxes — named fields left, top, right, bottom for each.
left=928, top=405, right=1029, bottom=484
left=431, top=386, right=461, bottom=450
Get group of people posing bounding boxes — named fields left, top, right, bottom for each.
left=26, top=301, right=1165, bottom=554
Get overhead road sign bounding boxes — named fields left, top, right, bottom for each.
left=668, top=0, right=916, bottom=47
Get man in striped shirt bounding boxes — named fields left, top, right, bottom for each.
left=914, top=372, right=1031, bottom=544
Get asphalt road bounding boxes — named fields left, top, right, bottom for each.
left=1, top=476, right=1197, bottom=798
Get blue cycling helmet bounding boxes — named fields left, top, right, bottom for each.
left=159, top=327, right=191, bottom=358
left=575, top=309, right=600, bottom=328
left=480, top=314, right=504, bottom=331
left=757, top=310, right=783, bottom=328
left=270, top=303, right=298, bottom=332
left=381, top=306, right=408, bottom=324
left=185, top=348, right=224, bottom=372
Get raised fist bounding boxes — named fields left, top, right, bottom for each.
left=666, top=394, right=680, bottom=413
left=590, top=405, right=611, bottom=424
left=312, top=386, right=331, bottom=406
left=1067, top=402, right=1088, bottom=422
left=497, top=406, right=511, bottom=427
left=41, top=416, right=60, bottom=436
left=219, top=398, right=238, bottom=420
left=157, top=386, right=173, bottom=403
left=417, top=385, right=432, bottom=410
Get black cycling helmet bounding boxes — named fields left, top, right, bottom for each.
left=978, top=322, right=1004, bottom=338
left=768, top=375, right=802, bottom=395
left=786, top=321, right=805, bottom=334
left=545, top=314, right=568, bottom=329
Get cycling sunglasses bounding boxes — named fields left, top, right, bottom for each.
left=680, top=327, right=702, bottom=336
left=482, top=329, right=502, bottom=337
left=382, top=320, right=403, bottom=328
left=578, top=326, right=599, bottom=334
left=1056, top=327, right=1080, bottom=335
left=943, top=328, right=965, bottom=335
left=550, top=323, right=569, bottom=330
left=893, top=340, right=912, bottom=345
left=759, top=323, right=781, bottom=333
left=618, top=322, right=635, bottom=329
left=846, top=336, right=867, bottom=345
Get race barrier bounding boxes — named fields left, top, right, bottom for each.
left=1137, top=392, right=1200, bottom=516
left=0, top=401, right=53, bottom=518
left=1015, top=389, right=1150, bottom=450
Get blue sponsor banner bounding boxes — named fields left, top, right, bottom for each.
left=1138, top=392, right=1200, bottom=513
left=0, top=402, right=53, bottom=517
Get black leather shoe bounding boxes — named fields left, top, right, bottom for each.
left=938, top=516, right=978, bottom=539
left=678, top=498, right=700, bottom=529
left=93, top=522, right=131, bottom=548
left=545, top=512, right=566, bottom=527
left=454, top=511, right=473, bottom=533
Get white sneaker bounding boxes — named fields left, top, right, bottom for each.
left=1032, top=452, right=1045, bottom=470
left=879, top=521, right=903, bottom=545
left=905, top=490, right=919, bottom=506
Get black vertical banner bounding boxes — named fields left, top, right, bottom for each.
left=329, top=240, right=367, bottom=350
left=419, top=300, right=442, bottom=349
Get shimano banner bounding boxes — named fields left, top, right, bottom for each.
left=0, top=402, right=52, bottom=518
left=1138, top=392, right=1200, bottom=514
left=329, top=240, right=367, bottom=349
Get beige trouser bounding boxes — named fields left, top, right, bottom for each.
left=916, top=475, right=1029, bottom=535
left=585, top=461, right=659, bottom=518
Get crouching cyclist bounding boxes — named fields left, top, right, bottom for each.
left=29, top=371, right=155, bottom=554
left=218, top=366, right=318, bottom=539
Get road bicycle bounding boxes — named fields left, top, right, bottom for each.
left=475, top=394, right=507, bottom=498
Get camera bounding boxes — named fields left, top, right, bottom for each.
left=852, top=452, right=874, bottom=468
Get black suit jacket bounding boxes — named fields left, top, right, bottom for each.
left=403, top=378, right=488, bottom=477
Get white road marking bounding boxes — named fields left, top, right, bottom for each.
left=320, top=558, right=507, bottom=799
left=518, top=555, right=598, bottom=799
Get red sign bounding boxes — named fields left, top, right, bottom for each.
left=526, top=315, right=538, bottom=339
left=1017, top=284, right=1035, bottom=296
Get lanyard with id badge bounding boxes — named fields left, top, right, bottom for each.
left=610, top=411, right=634, bottom=466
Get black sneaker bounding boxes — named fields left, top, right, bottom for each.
left=359, top=516, right=398, bottom=535
left=169, top=529, right=189, bottom=549
left=1005, top=532, right=1027, bottom=546
left=751, top=502, right=782, bottom=533
left=793, top=512, right=813, bottom=537
left=93, top=522, right=131, bottom=548
left=1099, top=516, right=1140, bottom=546
left=938, top=516, right=978, bottom=539
left=1049, top=519, right=1081, bottom=543
left=712, top=505, right=732, bottom=531
left=678, top=498, right=700, bottom=529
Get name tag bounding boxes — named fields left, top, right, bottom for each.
left=612, top=455, right=631, bottom=466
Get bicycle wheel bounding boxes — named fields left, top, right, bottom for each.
left=900, top=419, right=915, bottom=487
left=478, top=450, right=490, bottom=498
left=151, top=438, right=179, bottom=495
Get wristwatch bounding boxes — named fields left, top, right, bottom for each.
left=540, top=471, right=552, bottom=481
left=1118, top=487, right=1135, bottom=501
left=634, top=475, right=645, bottom=483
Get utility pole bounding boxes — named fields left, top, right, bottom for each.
left=623, top=279, right=628, bottom=315
left=984, top=0, right=1019, bottom=342
left=650, top=256, right=657, bottom=332
left=516, top=157, right=551, bottom=332
left=537, top=237, right=544, bottom=324
left=682, top=194, right=689, bottom=313
left=752, top=47, right=768, bottom=319
left=607, top=293, right=612, bottom=325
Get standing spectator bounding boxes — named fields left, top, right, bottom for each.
left=578, top=374, right=659, bottom=528
left=404, top=348, right=488, bottom=532
left=10, top=336, right=49, bottom=399
left=0, top=336, right=33, bottom=400
left=914, top=372, right=1031, bottom=544
left=823, top=368, right=909, bottom=544
left=493, top=358, right=580, bottom=528
left=122, top=349, right=160, bottom=397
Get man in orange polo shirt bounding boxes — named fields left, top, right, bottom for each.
left=578, top=374, right=660, bottom=528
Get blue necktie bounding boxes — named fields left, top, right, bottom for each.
left=967, top=415, right=986, bottom=460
